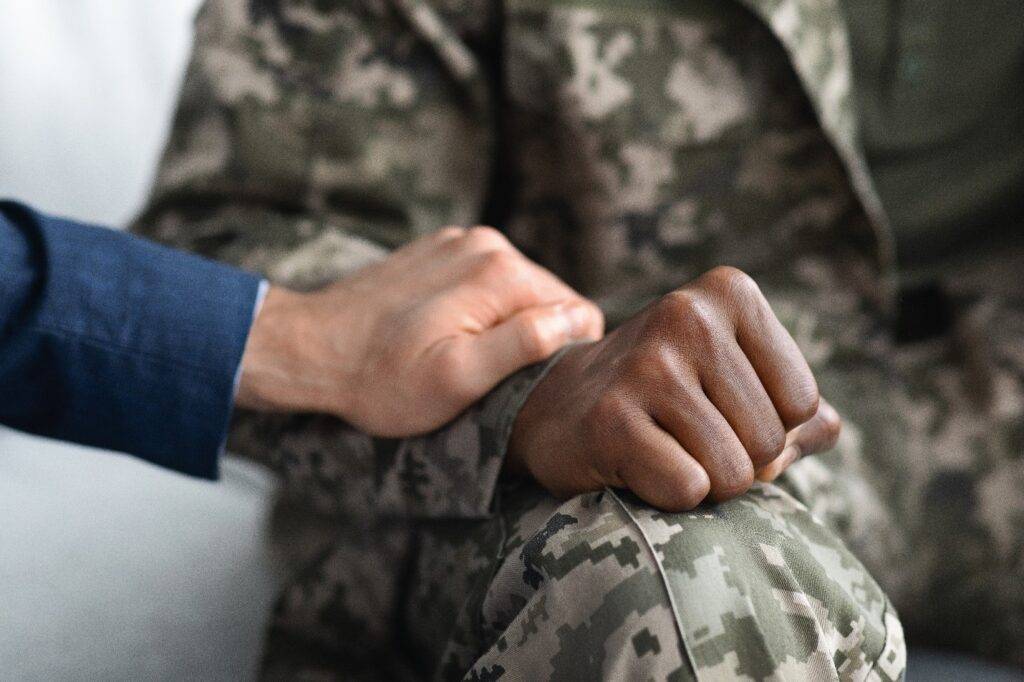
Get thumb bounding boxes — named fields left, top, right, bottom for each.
left=756, top=398, right=842, bottom=482
left=461, top=300, right=603, bottom=398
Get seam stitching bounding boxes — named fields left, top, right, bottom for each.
left=607, top=487, right=702, bottom=680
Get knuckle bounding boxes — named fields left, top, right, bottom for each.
left=656, top=290, right=716, bottom=337
left=435, top=225, right=466, bottom=241
left=628, top=341, right=675, bottom=382
left=660, top=289, right=699, bottom=316
left=705, top=265, right=755, bottom=293
left=463, top=225, right=509, bottom=251
left=472, top=249, right=523, bottom=283
left=706, top=266, right=766, bottom=309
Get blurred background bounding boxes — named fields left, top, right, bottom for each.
left=0, top=2, right=280, bottom=679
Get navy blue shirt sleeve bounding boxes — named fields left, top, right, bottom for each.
left=0, top=200, right=262, bottom=479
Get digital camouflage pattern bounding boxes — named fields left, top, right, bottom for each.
left=446, top=482, right=905, bottom=680
left=132, top=0, right=1023, bottom=677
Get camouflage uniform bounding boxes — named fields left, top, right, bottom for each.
left=133, top=0, right=1022, bottom=676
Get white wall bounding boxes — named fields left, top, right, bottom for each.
left=0, top=0, right=200, bottom=225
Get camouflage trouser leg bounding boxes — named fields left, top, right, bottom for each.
left=778, top=281, right=1024, bottom=665
left=415, top=481, right=905, bottom=680
left=258, top=512, right=420, bottom=681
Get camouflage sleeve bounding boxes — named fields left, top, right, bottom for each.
left=226, top=356, right=557, bottom=519
left=132, top=0, right=534, bottom=519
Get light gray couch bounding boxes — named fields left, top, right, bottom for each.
left=0, top=3, right=280, bottom=679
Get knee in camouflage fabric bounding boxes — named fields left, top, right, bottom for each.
left=459, top=482, right=905, bottom=680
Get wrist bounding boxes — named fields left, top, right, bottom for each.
left=236, top=285, right=353, bottom=416
left=505, top=349, right=570, bottom=477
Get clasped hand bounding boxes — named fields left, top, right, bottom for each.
left=236, top=226, right=603, bottom=434
left=238, top=226, right=838, bottom=510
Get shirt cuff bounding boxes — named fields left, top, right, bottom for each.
left=224, top=279, right=270, bottom=457
left=0, top=201, right=264, bottom=479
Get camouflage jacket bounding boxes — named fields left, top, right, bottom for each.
left=133, top=0, right=897, bottom=520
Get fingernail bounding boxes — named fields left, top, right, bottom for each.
left=778, top=444, right=800, bottom=468
left=563, top=302, right=593, bottom=337
left=819, top=401, right=839, bottom=421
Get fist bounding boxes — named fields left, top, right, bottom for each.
left=508, top=266, right=841, bottom=511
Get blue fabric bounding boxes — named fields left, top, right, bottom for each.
left=0, top=200, right=261, bottom=478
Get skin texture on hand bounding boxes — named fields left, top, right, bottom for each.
left=235, top=226, right=604, bottom=436
left=507, top=266, right=842, bottom=512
